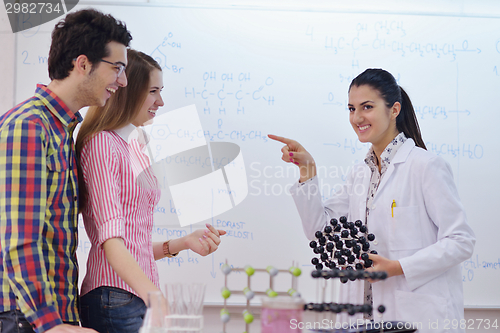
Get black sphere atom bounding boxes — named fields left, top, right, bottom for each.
left=314, top=303, right=324, bottom=312
left=362, top=304, right=372, bottom=314
left=330, top=303, right=341, bottom=313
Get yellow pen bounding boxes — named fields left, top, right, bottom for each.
left=391, top=200, right=396, bottom=217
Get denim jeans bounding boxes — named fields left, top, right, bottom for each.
left=80, top=286, right=147, bottom=333
left=0, top=310, right=34, bottom=333
left=0, top=310, right=79, bottom=333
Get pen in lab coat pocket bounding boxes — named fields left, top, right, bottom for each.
left=391, top=200, right=396, bottom=217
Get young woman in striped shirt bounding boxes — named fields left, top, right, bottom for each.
left=76, top=49, right=225, bottom=333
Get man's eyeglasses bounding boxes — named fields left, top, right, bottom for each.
left=100, top=59, right=126, bottom=77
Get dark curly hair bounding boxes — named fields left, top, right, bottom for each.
left=48, top=8, right=132, bottom=80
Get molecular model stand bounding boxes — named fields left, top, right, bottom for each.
left=219, top=259, right=302, bottom=333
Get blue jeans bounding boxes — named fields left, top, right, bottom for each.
left=80, top=286, right=147, bottom=333
left=0, top=310, right=34, bottom=333
left=0, top=310, right=79, bottom=332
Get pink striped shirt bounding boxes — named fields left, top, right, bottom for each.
left=80, top=124, right=161, bottom=297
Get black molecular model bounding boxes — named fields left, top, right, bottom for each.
left=306, top=216, right=388, bottom=318
left=309, top=216, right=380, bottom=282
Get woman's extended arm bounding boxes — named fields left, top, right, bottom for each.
left=152, top=224, right=226, bottom=261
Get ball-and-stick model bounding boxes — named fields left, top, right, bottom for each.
left=306, top=268, right=388, bottom=317
left=306, top=216, right=389, bottom=320
left=219, top=261, right=302, bottom=333
left=310, top=216, right=377, bottom=282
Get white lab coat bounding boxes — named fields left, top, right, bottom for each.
left=291, top=139, right=475, bottom=333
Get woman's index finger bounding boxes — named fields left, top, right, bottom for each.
left=268, top=134, right=292, bottom=145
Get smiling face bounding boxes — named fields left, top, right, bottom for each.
left=348, top=84, right=400, bottom=155
left=78, top=41, right=128, bottom=107
left=132, top=69, right=164, bottom=127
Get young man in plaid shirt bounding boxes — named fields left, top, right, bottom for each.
left=0, top=9, right=132, bottom=333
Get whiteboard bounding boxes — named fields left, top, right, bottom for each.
left=8, top=1, right=500, bottom=307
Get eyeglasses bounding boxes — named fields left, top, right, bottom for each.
left=100, top=59, right=126, bottom=77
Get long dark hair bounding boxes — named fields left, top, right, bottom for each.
left=76, top=49, right=162, bottom=212
left=349, top=68, right=426, bottom=150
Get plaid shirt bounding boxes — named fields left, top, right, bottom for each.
left=0, top=85, right=82, bottom=333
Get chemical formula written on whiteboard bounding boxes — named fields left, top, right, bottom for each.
left=185, top=72, right=275, bottom=115
left=150, top=32, right=184, bottom=74
left=306, top=21, right=481, bottom=62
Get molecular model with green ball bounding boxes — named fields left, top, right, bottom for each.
left=219, top=260, right=302, bottom=333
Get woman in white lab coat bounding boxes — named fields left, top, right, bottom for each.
left=269, top=68, right=475, bottom=333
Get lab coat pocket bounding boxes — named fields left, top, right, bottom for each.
left=389, top=206, right=423, bottom=250
left=395, top=289, right=447, bottom=333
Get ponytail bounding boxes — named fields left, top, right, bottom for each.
left=397, top=87, right=426, bottom=150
